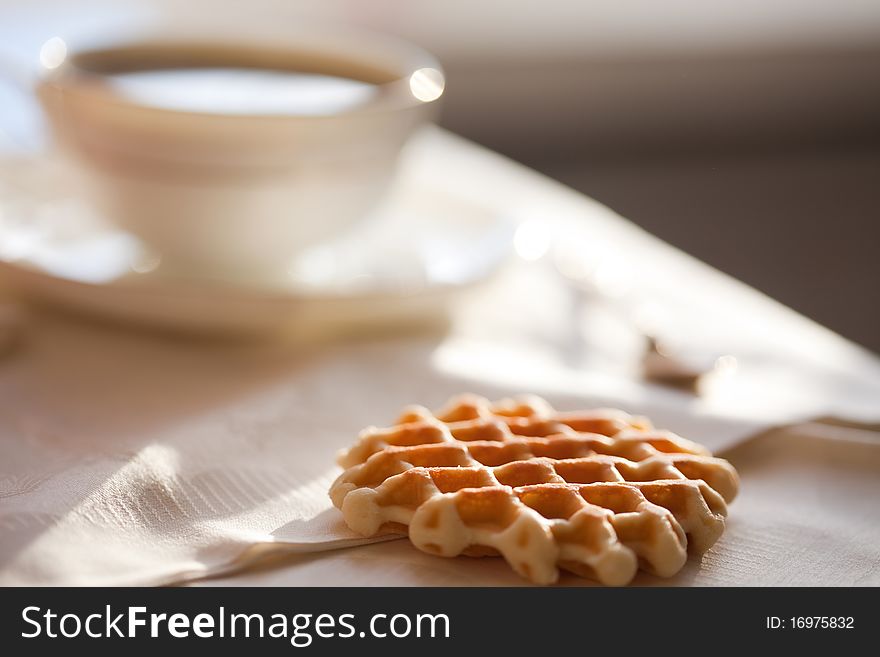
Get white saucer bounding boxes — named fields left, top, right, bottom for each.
left=0, top=157, right=515, bottom=335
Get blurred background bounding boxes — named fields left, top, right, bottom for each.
left=1, top=0, right=878, bottom=350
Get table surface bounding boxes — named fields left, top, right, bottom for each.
left=1, top=128, right=879, bottom=586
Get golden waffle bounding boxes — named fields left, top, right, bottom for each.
left=330, top=394, right=739, bottom=585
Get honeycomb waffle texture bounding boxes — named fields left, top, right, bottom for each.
left=330, top=394, right=739, bottom=585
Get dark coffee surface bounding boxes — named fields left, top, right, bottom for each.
left=99, top=66, right=378, bottom=115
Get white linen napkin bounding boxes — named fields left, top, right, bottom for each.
left=195, top=421, right=880, bottom=587
left=0, top=304, right=762, bottom=586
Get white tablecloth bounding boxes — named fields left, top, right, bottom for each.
left=1, top=129, right=879, bottom=586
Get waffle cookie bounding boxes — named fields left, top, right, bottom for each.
left=330, top=394, right=739, bottom=585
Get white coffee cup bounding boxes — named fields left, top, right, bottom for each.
left=33, top=26, right=444, bottom=282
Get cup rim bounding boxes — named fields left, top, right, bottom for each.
left=37, top=25, right=445, bottom=122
